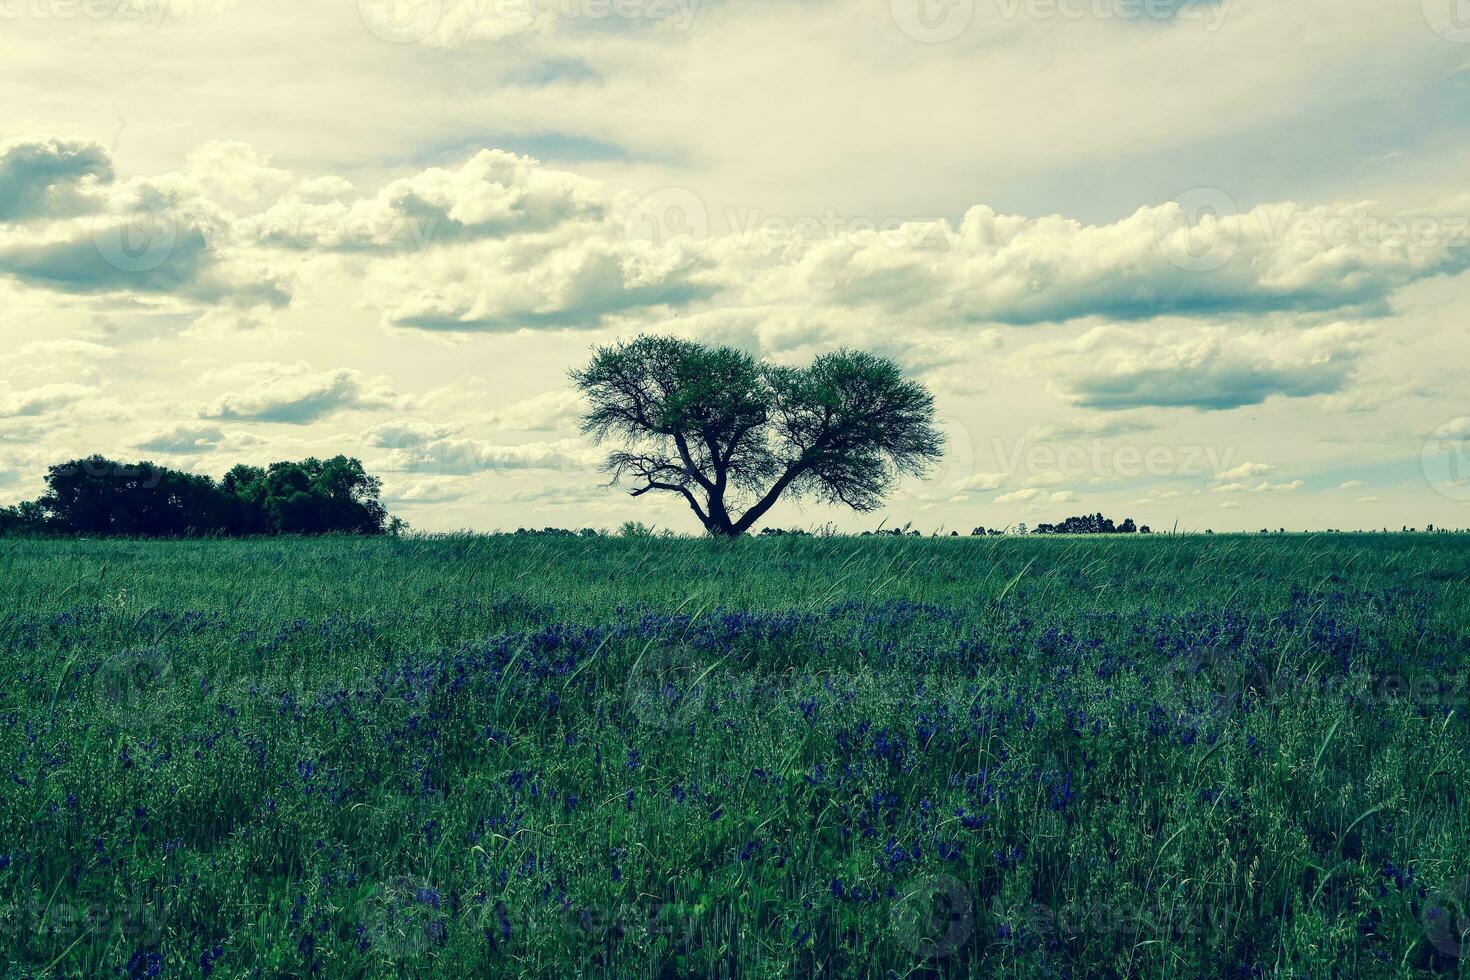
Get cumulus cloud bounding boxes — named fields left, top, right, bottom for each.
left=0, top=137, right=113, bottom=222
left=727, top=198, right=1470, bottom=327
left=1024, top=415, right=1157, bottom=440
left=13, top=339, right=118, bottom=359
left=381, top=477, right=471, bottom=506
left=250, top=150, right=605, bottom=249
left=1210, top=479, right=1304, bottom=494
left=490, top=389, right=587, bottom=430
left=960, top=472, right=1009, bottom=493
left=0, top=382, right=100, bottom=418
left=359, top=0, right=698, bottom=48
left=1216, top=462, right=1273, bottom=480
left=202, top=362, right=403, bottom=423
left=183, top=141, right=296, bottom=209
left=363, top=418, right=597, bottom=473
left=995, top=488, right=1076, bottom=504
left=362, top=419, right=463, bottom=449
left=378, top=436, right=599, bottom=475
left=9, top=134, right=1468, bottom=350
left=372, top=232, right=714, bottom=332
left=1020, top=323, right=1370, bottom=411
left=0, top=167, right=290, bottom=308
left=132, top=422, right=263, bottom=455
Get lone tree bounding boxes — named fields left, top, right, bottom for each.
left=572, top=336, right=943, bottom=537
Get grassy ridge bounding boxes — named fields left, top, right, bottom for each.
left=1, top=534, right=1468, bottom=977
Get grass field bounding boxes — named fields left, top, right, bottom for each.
left=2, top=533, right=1469, bottom=978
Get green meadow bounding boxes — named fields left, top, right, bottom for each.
left=2, top=533, right=1468, bottom=977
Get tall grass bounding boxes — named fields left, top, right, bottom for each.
left=1, top=534, right=1467, bottom=977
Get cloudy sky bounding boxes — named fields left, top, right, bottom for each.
left=2, top=0, right=1469, bottom=532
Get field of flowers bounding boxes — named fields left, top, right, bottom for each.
left=2, top=533, right=1468, bottom=978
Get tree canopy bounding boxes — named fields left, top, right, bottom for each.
left=0, top=455, right=399, bottom=537
left=572, top=336, right=944, bottom=537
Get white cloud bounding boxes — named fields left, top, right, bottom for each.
left=959, top=471, right=1008, bottom=493
left=202, top=362, right=404, bottom=423
left=377, top=436, right=599, bottom=475
left=13, top=339, right=118, bottom=359
left=250, top=149, right=606, bottom=250
left=1024, top=415, right=1156, bottom=441
left=490, top=389, right=587, bottom=430
left=1019, top=323, right=1371, bottom=411
left=0, top=382, right=103, bottom=419
left=995, top=488, right=1076, bottom=505
left=1210, top=480, right=1304, bottom=494
left=0, top=136, right=112, bottom=222
left=1216, top=462, right=1273, bottom=481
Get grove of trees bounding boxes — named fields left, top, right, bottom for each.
left=0, top=456, right=399, bottom=537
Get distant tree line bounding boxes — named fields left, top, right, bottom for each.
left=1029, top=513, right=1150, bottom=535
left=853, top=514, right=1152, bottom=537
left=0, top=456, right=400, bottom=538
